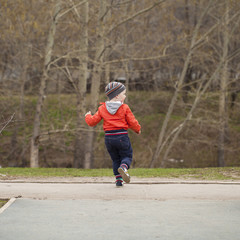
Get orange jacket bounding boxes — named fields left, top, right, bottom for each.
left=85, top=102, right=141, bottom=133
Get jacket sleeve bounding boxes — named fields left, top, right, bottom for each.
left=85, top=110, right=102, bottom=127
left=125, top=105, right=141, bottom=133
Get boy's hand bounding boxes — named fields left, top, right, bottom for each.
left=85, top=111, right=91, bottom=116
left=137, top=130, right=141, bottom=134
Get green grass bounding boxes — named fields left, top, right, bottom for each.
left=0, top=167, right=240, bottom=180
left=131, top=167, right=240, bottom=180
left=0, top=168, right=113, bottom=178
left=0, top=199, right=8, bottom=208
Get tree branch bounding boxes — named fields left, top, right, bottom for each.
left=0, top=113, right=15, bottom=135
left=107, top=0, right=166, bottom=35
left=59, top=0, right=88, bottom=19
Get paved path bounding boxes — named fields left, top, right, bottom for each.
left=1, top=181, right=240, bottom=200
left=1, top=198, right=240, bottom=240
left=1, top=181, right=240, bottom=240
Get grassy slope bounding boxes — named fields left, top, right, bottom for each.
left=1, top=91, right=240, bottom=168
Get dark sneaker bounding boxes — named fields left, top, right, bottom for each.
left=118, top=167, right=131, bottom=183
left=115, top=180, right=123, bottom=187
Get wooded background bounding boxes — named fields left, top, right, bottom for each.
left=1, top=0, right=240, bottom=169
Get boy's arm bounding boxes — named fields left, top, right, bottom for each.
left=85, top=110, right=102, bottom=127
left=125, top=105, right=141, bottom=134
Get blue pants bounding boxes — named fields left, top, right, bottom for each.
left=105, top=133, right=133, bottom=176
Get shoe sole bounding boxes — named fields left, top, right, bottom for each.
left=118, top=167, right=130, bottom=183
left=116, top=185, right=123, bottom=188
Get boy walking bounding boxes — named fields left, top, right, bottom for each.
left=85, top=82, right=141, bottom=187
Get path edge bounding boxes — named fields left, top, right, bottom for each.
left=0, top=198, right=16, bottom=214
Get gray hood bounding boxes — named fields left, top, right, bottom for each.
left=106, top=101, right=122, bottom=115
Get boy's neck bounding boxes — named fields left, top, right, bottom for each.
left=109, top=98, right=119, bottom=102
left=108, top=100, right=122, bottom=103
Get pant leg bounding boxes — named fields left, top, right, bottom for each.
left=105, top=137, right=121, bottom=176
left=118, top=135, right=133, bottom=169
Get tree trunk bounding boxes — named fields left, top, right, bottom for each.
left=73, top=1, right=89, bottom=168
left=83, top=0, right=109, bottom=169
left=30, top=1, right=61, bottom=167
left=182, top=0, right=192, bottom=103
left=218, top=1, right=229, bottom=167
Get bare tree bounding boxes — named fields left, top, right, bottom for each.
left=73, top=1, right=89, bottom=168
left=150, top=0, right=240, bottom=168
left=217, top=0, right=229, bottom=167
left=30, top=1, right=62, bottom=167
left=1, top=0, right=240, bottom=169
left=150, top=0, right=215, bottom=168
left=83, top=0, right=109, bottom=169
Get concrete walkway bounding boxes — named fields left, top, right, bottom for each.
left=1, top=181, right=240, bottom=200
left=1, top=181, right=240, bottom=240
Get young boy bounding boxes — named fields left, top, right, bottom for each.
left=85, top=82, right=141, bottom=187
